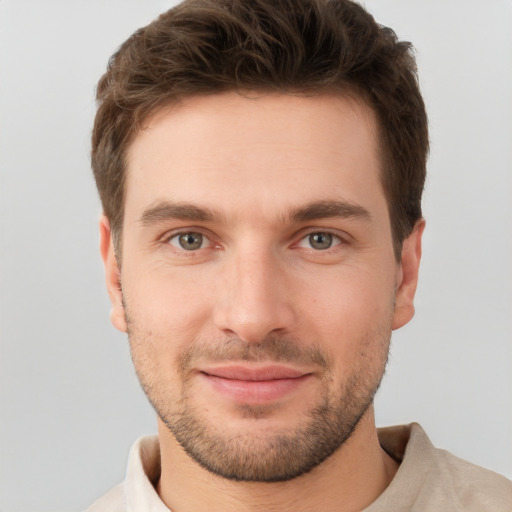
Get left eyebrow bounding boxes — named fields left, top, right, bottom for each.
left=289, top=200, right=372, bottom=223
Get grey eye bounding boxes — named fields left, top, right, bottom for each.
left=308, top=232, right=333, bottom=250
left=170, top=232, right=205, bottom=251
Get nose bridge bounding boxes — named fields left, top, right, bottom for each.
left=214, top=243, right=295, bottom=342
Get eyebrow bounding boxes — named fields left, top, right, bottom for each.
left=139, top=199, right=371, bottom=226
left=289, top=200, right=371, bottom=223
left=140, top=202, right=221, bottom=225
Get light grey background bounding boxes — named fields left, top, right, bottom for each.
left=1, top=1, right=511, bottom=511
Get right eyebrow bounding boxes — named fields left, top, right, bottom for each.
left=139, top=201, right=223, bottom=226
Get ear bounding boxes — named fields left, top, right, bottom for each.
left=392, top=219, right=425, bottom=330
left=99, top=215, right=127, bottom=333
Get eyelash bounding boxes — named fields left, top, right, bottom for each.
left=162, top=228, right=347, bottom=256
left=295, top=231, right=344, bottom=251
left=164, top=230, right=217, bottom=255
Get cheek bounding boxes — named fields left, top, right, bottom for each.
left=300, top=265, right=396, bottom=349
left=122, top=264, right=227, bottom=385
left=123, top=261, right=215, bottom=333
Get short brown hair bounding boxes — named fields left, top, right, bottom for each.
left=91, top=0, right=428, bottom=258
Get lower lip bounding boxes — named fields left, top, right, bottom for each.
left=200, top=373, right=312, bottom=404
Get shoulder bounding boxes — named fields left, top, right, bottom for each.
left=84, top=434, right=162, bottom=512
left=374, top=423, right=512, bottom=512
left=432, top=447, right=512, bottom=511
left=85, top=483, right=124, bottom=512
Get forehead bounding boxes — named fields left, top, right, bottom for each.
left=124, top=92, right=385, bottom=223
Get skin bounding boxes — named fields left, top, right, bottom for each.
left=100, top=92, right=424, bottom=512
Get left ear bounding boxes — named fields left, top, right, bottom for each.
left=392, top=219, right=425, bottom=330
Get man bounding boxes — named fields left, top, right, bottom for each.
left=87, top=0, right=512, bottom=510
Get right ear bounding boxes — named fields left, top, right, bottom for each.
left=99, top=215, right=127, bottom=333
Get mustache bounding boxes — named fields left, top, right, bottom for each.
left=124, top=307, right=331, bottom=371
left=175, top=336, right=331, bottom=373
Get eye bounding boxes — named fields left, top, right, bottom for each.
left=168, top=232, right=208, bottom=251
left=297, top=232, right=342, bottom=250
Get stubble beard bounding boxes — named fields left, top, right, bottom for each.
left=165, top=364, right=383, bottom=482
left=126, top=315, right=391, bottom=483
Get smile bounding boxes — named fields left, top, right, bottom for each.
left=198, top=365, right=313, bottom=404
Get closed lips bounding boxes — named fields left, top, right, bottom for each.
left=200, top=365, right=310, bottom=381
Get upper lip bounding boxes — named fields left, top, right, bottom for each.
left=200, top=365, right=310, bottom=381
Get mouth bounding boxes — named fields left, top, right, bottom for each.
left=198, top=364, right=313, bottom=404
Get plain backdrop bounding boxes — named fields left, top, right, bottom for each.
left=1, top=1, right=511, bottom=511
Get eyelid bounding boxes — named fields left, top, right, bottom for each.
left=160, top=226, right=211, bottom=241
left=160, top=227, right=219, bottom=252
left=168, top=232, right=207, bottom=250
left=295, top=231, right=342, bottom=249
left=293, top=227, right=350, bottom=246
left=157, top=226, right=351, bottom=254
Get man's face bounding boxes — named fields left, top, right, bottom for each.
left=101, top=92, right=422, bottom=482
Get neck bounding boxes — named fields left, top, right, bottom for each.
left=156, top=407, right=398, bottom=512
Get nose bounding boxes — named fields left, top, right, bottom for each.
left=213, top=248, right=297, bottom=343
